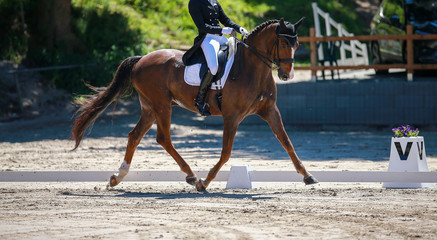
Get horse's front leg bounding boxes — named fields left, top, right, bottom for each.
left=260, top=105, right=318, bottom=185
left=196, top=117, right=240, bottom=191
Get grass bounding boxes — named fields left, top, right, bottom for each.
left=71, top=0, right=367, bottom=53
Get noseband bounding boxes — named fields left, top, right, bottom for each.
left=239, top=32, right=297, bottom=71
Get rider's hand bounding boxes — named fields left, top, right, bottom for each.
left=239, top=27, right=249, bottom=36
left=221, top=27, right=233, bottom=35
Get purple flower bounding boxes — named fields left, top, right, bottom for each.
left=392, top=124, right=420, bottom=137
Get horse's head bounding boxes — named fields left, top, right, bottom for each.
left=275, top=17, right=304, bottom=81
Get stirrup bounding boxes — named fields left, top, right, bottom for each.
left=196, top=102, right=211, bottom=117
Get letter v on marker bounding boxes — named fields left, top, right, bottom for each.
left=394, top=142, right=413, bottom=160
left=417, top=141, right=424, bottom=160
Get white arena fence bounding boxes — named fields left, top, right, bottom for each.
left=1, top=170, right=436, bottom=184
left=312, top=2, right=369, bottom=66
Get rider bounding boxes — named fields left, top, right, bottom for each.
left=182, top=0, right=249, bottom=116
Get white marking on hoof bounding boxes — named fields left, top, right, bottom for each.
left=113, top=160, right=130, bottom=184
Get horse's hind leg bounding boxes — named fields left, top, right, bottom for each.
left=155, top=107, right=198, bottom=186
left=108, top=107, right=155, bottom=187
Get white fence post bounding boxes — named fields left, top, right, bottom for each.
left=311, top=2, right=369, bottom=67
left=312, top=2, right=324, bottom=60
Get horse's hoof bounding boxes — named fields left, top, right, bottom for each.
left=196, top=179, right=207, bottom=192
left=304, top=175, right=319, bottom=185
left=109, top=175, right=119, bottom=187
left=186, top=176, right=198, bottom=186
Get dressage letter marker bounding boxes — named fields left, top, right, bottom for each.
left=383, top=137, right=435, bottom=189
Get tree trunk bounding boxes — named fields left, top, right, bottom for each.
left=35, top=0, right=77, bottom=51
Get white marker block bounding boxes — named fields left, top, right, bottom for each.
left=226, top=165, right=255, bottom=189
left=383, top=137, right=435, bottom=188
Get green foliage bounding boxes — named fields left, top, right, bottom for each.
left=0, top=0, right=35, bottom=63
left=0, top=0, right=367, bottom=94
left=383, top=1, right=405, bottom=24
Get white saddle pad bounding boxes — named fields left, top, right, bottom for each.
left=184, top=39, right=236, bottom=90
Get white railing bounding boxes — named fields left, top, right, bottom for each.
left=1, top=170, right=436, bottom=183
left=312, top=2, right=369, bottom=66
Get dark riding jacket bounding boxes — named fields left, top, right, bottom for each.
left=182, top=0, right=242, bottom=66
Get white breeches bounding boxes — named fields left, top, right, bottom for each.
left=201, top=33, right=228, bottom=75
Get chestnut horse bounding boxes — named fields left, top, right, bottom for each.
left=71, top=18, right=318, bottom=191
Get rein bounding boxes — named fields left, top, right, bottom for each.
left=237, top=33, right=297, bottom=71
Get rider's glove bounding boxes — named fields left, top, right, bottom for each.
left=239, top=27, right=249, bottom=36
left=221, top=27, right=233, bottom=35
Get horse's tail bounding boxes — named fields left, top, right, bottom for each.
left=71, top=56, right=142, bottom=150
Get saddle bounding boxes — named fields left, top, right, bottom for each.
left=199, top=39, right=234, bottom=81
left=184, top=37, right=237, bottom=88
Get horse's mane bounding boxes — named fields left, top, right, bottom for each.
left=245, top=20, right=280, bottom=41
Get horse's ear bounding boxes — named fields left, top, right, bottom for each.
left=294, top=17, right=305, bottom=31
left=280, top=18, right=287, bottom=32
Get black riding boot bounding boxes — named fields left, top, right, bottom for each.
left=195, top=70, right=214, bottom=116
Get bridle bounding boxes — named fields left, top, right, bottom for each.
left=237, top=31, right=297, bottom=71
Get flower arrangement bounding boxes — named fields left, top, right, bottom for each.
left=392, top=125, right=420, bottom=137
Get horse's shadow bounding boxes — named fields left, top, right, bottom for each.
left=61, top=188, right=279, bottom=200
